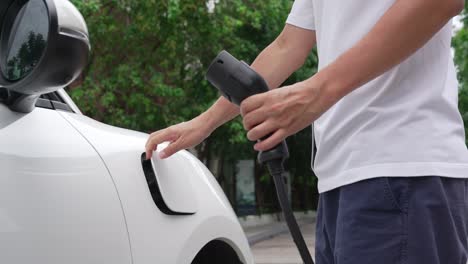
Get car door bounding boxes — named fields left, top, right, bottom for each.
left=0, top=102, right=132, bottom=264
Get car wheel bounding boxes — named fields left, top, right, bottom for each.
left=191, top=240, right=243, bottom=264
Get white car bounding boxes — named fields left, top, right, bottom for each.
left=0, top=0, right=253, bottom=263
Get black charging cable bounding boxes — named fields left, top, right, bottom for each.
left=258, top=143, right=314, bottom=264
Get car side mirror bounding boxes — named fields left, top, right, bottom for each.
left=0, top=0, right=90, bottom=113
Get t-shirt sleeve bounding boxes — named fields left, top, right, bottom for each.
left=286, top=0, right=316, bottom=30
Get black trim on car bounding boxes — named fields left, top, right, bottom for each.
left=140, top=153, right=195, bottom=216
left=51, top=101, right=72, bottom=112
left=35, top=92, right=73, bottom=112
left=0, top=87, right=8, bottom=103
left=35, top=98, right=53, bottom=109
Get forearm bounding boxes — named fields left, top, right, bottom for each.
left=202, top=25, right=317, bottom=130
left=308, top=0, right=464, bottom=105
left=251, top=26, right=314, bottom=90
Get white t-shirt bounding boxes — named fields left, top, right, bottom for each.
left=287, top=0, right=468, bottom=193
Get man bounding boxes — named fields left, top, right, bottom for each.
left=146, top=0, right=468, bottom=263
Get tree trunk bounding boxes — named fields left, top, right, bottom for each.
left=254, top=159, right=264, bottom=215
left=216, top=151, right=225, bottom=194
left=232, top=162, right=237, bottom=215
left=303, top=178, right=310, bottom=211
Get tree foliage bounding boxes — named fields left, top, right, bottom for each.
left=453, top=3, right=468, bottom=141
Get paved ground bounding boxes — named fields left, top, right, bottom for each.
left=241, top=213, right=316, bottom=263
left=250, top=222, right=316, bottom=264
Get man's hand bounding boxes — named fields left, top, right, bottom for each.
left=145, top=116, right=214, bottom=160
left=240, top=78, right=335, bottom=151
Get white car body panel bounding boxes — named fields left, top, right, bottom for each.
left=150, top=155, right=198, bottom=214
left=59, top=111, right=253, bottom=264
left=0, top=105, right=132, bottom=263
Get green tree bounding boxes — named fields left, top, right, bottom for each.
left=453, top=2, right=468, bottom=142
left=6, top=31, right=46, bottom=80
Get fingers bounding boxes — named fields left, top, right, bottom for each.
left=254, top=129, right=287, bottom=151
left=145, top=129, right=178, bottom=160
left=159, top=140, right=183, bottom=159
left=246, top=121, right=276, bottom=141
left=240, top=94, right=264, bottom=117
left=243, top=108, right=268, bottom=130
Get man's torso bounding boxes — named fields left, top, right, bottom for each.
left=287, top=0, right=468, bottom=192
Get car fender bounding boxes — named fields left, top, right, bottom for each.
left=0, top=105, right=132, bottom=263
left=58, top=112, right=253, bottom=264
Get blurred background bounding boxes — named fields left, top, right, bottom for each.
left=68, top=0, right=468, bottom=218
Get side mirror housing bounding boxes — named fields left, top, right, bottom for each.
left=0, top=0, right=90, bottom=113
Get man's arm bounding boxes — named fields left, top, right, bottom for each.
left=202, top=24, right=316, bottom=130
left=241, top=0, right=464, bottom=151
left=145, top=25, right=316, bottom=159
left=317, top=0, right=464, bottom=102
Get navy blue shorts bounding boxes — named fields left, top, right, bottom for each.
left=315, top=176, right=468, bottom=264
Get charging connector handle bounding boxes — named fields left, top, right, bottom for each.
left=206, top=50, right=315, bottom=264
left=206, top=51, right=290, bottom=162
